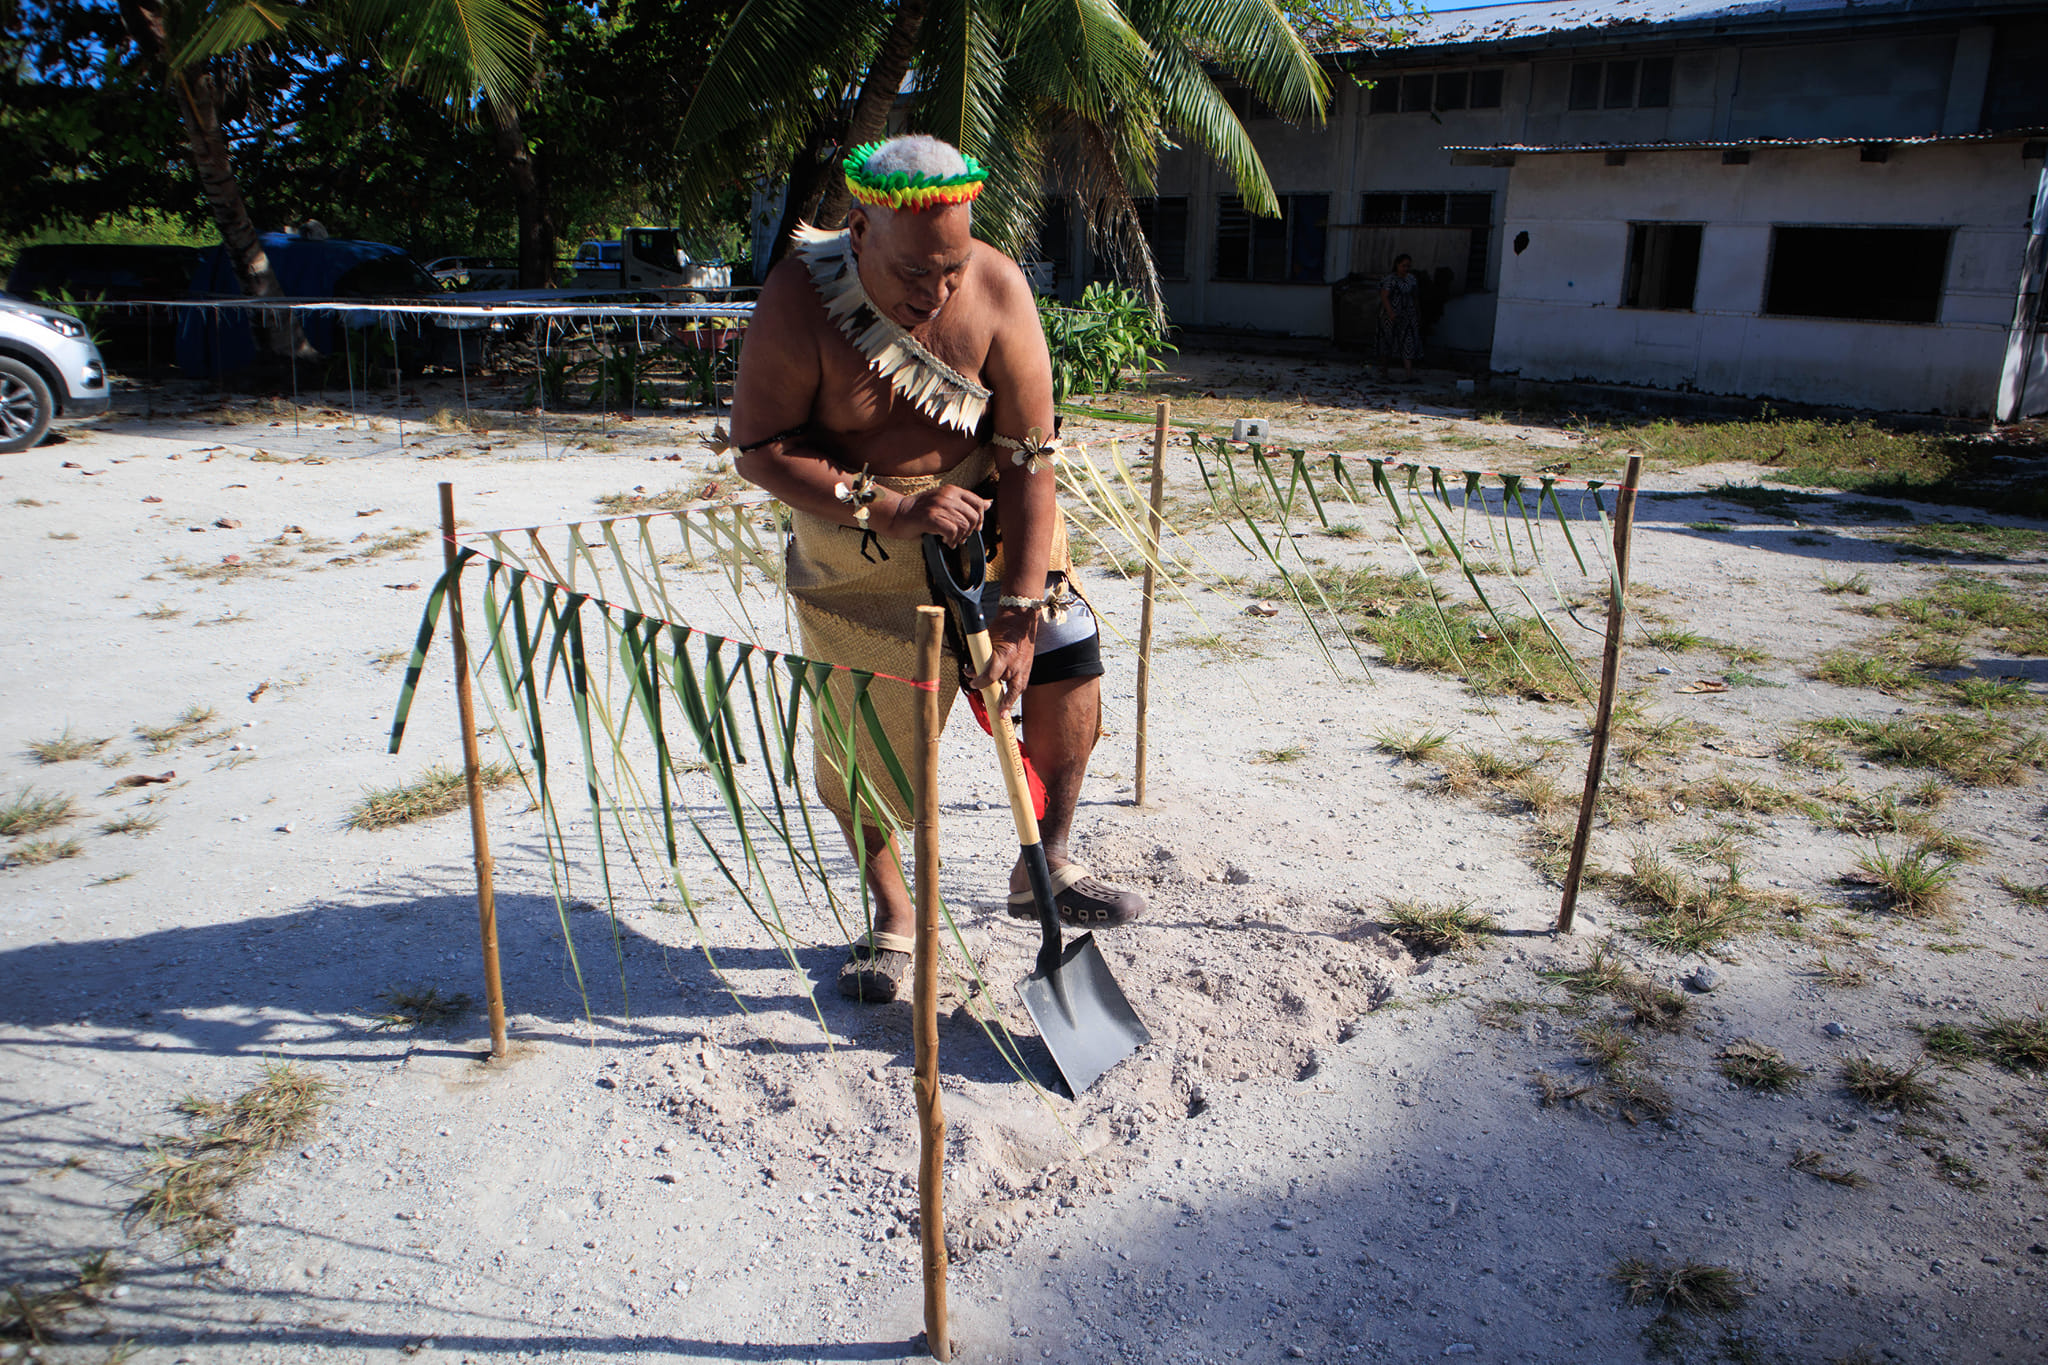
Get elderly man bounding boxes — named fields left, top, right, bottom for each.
left=728, top=134, right=1143, bottom=1003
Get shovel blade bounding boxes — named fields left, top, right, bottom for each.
left=1017, top=932, right=1151, bottom=1095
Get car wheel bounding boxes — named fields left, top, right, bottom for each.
left=0, top=357, right=55, bottom=454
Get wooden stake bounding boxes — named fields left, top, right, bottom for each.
left=439, top=483, right=508, bottom=1057
left=911, top=605, right=950, bottom=1362
left=1557, top=454, right=1644, bottom=934
left=1134, top=402, right=1169, bottom=807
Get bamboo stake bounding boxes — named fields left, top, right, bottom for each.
left=911, top=605, right=950, bottom=1361
left=1556, top=454, right=1644, bottom=934
left=439, top=483, right=509, bottom=1057
left=1134, top=402, right=1169, bottom=806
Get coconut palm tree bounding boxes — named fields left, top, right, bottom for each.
left=675, top=0, right=1331, bottom=294
left=115, top=0, right=541, bottom=347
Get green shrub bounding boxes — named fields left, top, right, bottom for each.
left=1039, top=283, right=1174, bottom=403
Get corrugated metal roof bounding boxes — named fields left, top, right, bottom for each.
left=1340, top=0, right=2011, bottom=56
left=1443, top=129, right=2048, bottom=151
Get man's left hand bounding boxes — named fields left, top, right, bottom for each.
left=969, top=605, right=1038, bottom=714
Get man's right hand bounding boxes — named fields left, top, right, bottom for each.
left=886, top=485, right=989, bottom=546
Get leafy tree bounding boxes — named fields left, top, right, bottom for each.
left=105, top=0, right=541, bottom=338
left=675, top=0, right=1340, bottom=297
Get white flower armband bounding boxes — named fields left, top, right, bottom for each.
left=831, top=465, right=882, bottom=527
left=992, top=425, right=1066, bottom=475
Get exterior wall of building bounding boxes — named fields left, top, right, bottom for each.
left=1066, top=3, right=2031, bottom=414
left=1140, top=71, right=1526, bottom=352
left=1490, top=142, right=2036, bottom=415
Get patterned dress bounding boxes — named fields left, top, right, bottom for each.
left=1379, top=271, right=1422, bottom=363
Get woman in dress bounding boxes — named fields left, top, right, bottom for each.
left=1379, top=253, right=1421, bottom=381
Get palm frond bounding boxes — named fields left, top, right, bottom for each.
left=170, top=0, right=320, bottom=69
left=677, top=0, right=884, bottom=151
left=1146, top=39, right=1276, bottom=215
left=1141, top=0, right=1329, bottom=124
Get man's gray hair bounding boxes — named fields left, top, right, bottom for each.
left=860, top=134, right=970, bottom=181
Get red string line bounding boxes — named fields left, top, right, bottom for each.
left=449, top=544, right=941, bottom=692
left=1203, top=442, right=1640, bottom=494
left=450, top=491, right=780, bottom=543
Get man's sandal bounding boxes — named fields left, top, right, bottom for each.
left=1006, top=863, right=1146, bottom=928
left=838, top=943, right=912, bottom=1003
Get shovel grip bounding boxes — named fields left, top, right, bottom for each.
left=962, top=626, right=1041, bottom=849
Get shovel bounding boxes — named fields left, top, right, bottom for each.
left=923, top=532, right=1150, bottom=1096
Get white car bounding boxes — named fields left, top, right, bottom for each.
left=0, top=293, right=109, bottom=453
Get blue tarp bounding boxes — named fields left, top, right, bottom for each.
left=175, top=235, right=422, bottom=376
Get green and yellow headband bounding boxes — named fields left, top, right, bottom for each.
left=842, top=142, right=986, bottom=211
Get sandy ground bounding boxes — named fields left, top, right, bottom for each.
left=2, top=355, right=2046, bottom=1365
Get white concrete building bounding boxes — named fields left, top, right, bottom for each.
left=1042, top=0, right=2048, bottom=418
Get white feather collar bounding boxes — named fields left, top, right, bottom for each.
left=791, top=224, right=991, bottom=436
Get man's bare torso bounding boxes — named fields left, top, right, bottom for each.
left=758, top=243, right=1021, bottom=477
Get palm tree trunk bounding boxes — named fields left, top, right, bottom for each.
left=488, top=103, right=557, bottom=288
left=767, top=127, right=834, bottom=270
left=810, top=0, right=930, bottom=230
left=117, top=0, right=306, bottom=359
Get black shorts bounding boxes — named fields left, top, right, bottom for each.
left=970, top=576, right=1105, bottom=687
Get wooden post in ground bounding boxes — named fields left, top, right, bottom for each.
left=911, top=605, right=951, bottom=1361
left=1556, top=454, right=1644, bottom=934
left=438, top=482, right=509, bottom=1057
left=1134, top=402, right=1169, bottom=806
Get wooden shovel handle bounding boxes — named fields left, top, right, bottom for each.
left=961, top=626, right=1042, bottom=848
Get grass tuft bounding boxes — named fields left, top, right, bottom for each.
left=1717, top=1039, right=1804, bottom=1092
left=1999, top=878, right=2048, bottom=908
left=26, top=728, right=111, bottom=764
left=97, top=813, right=160, bottom=836
left=5, top=837, right=84, bottom=867
left=370, top=987, right=475, bottom=1032
left=136, top=705, right=220, bottom=754
left=130, top=1063, right=336, bottom=1251
left=1253, top=744, right=1307, bottom=765
left=1812, top=713, right=2045, bottom=784
left=1381, top=897, right=1497, bottom=954
left=1612, top=1259, right=1748, bottom=1314
left=1777, top=733, right=1844, bottom=772
left=1605, top=849, right=1781, bottom=955
left=1371, top=727, right=1451, bottom=762
left=1915, top=1022, right=1981, bottom=1065
left=1539, top=941, right=1634, bottom=999
left=1643, top=626, right=1706, bottom=651
left=0, top=1249, right=123, bottom=1343
left=1359, top=602, right=1586, bottom=701
left=1686, top=772, right=1794, bottom=814
left=1847, top=844, right=1957, bottom=917
left=0, top=788, right=77, bottom=837
left=347, top=761, right=519, bottom=830
left=1819, top=571, right=1872, bottom=596
left=1814, top=651, right=1919, bottom=693
left=1603, top=1069, right=1676, bottom=1124
left=1841, top=1056, right=1938, bottom=1111
left=1978, top=1010, right=2048, bottom=1074
left=1813, top=954, right=1869, bottom=988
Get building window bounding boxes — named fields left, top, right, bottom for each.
left=1568, top=56, right=1673, bottom=110
left=1368, top=67, right=1503, bottom=114
left=1359, top=191, right=1493, bottom=291
left=1623, top=223, right=1703, bottom=310
left=1764, top=226, right=1950, bottom=323
left=1134, top=197, right=1190, bottom=280
left=1214, top=195, right=1329, bottom=284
